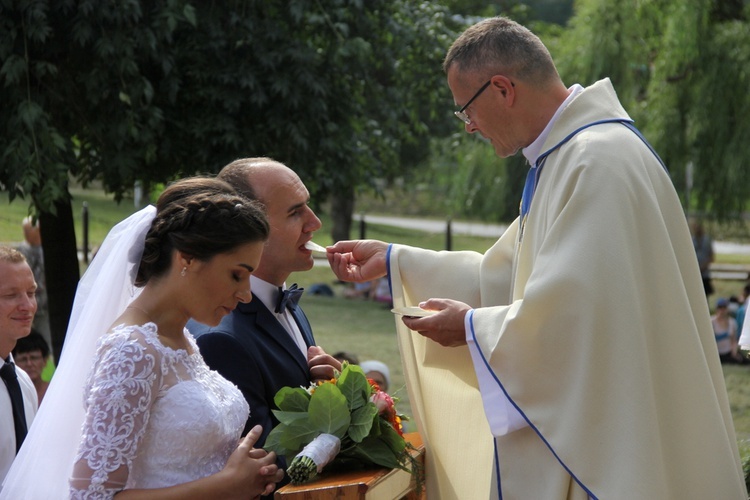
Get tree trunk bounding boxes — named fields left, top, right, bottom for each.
left=39, top=197, right=80, bottom=363
left=329, top=187, right=355, bottom=243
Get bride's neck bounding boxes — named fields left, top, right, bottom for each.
left=129, top=285, right=190, bottom=342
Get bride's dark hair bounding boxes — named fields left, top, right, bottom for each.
left=135, top=177, right=269, bottom=287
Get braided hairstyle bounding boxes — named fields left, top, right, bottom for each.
left=134, top=177, right=269, bottom=287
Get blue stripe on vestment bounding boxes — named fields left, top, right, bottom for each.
left=520, top=119, right=667, bottom=219
left=468, top=309, right=599, bottom=499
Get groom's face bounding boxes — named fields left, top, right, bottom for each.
left=250, top=165, right=322, bottom=286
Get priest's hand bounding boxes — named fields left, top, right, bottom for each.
left=401, top=298, right=471, bottom=347
left=326, top=240, right=388, bottom=283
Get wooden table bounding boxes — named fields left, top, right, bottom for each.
left=274, top=433, right=425, bottom=500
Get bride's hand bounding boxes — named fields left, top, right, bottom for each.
left=222, top=425, right=284, bottom=498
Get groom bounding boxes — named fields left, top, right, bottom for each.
left=188, top=158, right=341, bottom=484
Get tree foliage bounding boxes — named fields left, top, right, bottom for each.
left=556, top=0, right=750, bottom=219
left=1, top=0, right=456, bottom=206
left=0, top=0, right=457, bottom=352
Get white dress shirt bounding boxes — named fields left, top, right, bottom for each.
left=1, top=354, right=38, bottom=483
left=249, top=276, right=308, bottom=356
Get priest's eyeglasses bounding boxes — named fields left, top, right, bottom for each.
left=454, top=79, right=514, bottom=125
left=454, top=80, right=492, bottom=125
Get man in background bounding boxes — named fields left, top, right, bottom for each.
left=1, top=246, right=39, bottom=482
left=17, top=217, right=49, bottom=345
left=692, top=220, right=715, bottom=297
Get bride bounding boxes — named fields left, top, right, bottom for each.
left=1, top=177, right=284, bottom=499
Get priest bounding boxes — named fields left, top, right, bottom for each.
left=326, top=16, right=746, bottom=500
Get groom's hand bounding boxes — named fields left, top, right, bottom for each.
left=307, top=345, right=342, bottom=382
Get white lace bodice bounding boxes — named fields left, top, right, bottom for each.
left=69, top=323, right=249, bottom=499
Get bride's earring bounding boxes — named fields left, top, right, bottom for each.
left=181, top=266, right=187, bottom=277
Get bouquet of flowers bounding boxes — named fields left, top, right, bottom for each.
left=264, top=363, right=421, bottom=486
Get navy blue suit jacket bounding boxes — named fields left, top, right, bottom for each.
left=187, top=298, right=315, bottom=456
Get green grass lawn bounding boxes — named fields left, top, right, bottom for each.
left=725, top=364, right=750, bottom=442
left=0, top=188, right=141, bottom=247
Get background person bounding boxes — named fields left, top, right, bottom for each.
left=11, top=329, right=50, bottom=404
left=0, top=247, right=39, bottom=484
left=16, top=217, right=50, bottom=345
left=735, top=284, right=750, bottom=333
left=332, top=350, right=360, bottom=365
left=359, top=359, right=391, bottom=393
left=371, top=277, right=393, bottom=306
left=2, top=178, right=283, bottom=499
left=692, top=220, right=715, bottom=297
left=343, top=280, right=374, bottom=300
left=327, top=16, right=745, bottom=499
left=712, top=297, right=743, bottom=364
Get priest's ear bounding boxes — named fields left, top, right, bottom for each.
left=490, top=75, right=515, bottom=100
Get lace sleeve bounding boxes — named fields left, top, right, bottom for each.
left=69, top=329, right=161, bottom=499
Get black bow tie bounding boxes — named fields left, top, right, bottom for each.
left=275, top=283, right=304, bottom=313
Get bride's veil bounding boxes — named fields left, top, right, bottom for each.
left=1, top=205, right=157, bottom=498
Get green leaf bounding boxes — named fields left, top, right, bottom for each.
left=183, top=4, right=197, bottom=27
left=337, top=364, right=370, bottom=410
left=264, top=425, right=290, bottom=455
left=346, top=435, right=402, bottom=469
left=17, top=100, right=43, bottom=128
left=308, top=382, right=350, bottom=437
left=272, top=409, right=310, bottom=426
left=167, top=14, right=177, bottom=32
left=377, top=419, right=407, bottom=455
left=275, top=419, right=320, bottom=456
left=347, top=402, right=378, bottom=443
left=274, top=386, right=311, bottom=412
left=1, top=54, right=26, bottom=86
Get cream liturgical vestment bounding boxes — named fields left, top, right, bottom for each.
left=389, top=79, right=746, bottom=499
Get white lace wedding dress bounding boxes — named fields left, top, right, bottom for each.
left=68, top=323, right=250, bottom=499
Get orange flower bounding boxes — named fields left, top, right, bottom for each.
left=394, top=415, right=404, bottom=436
